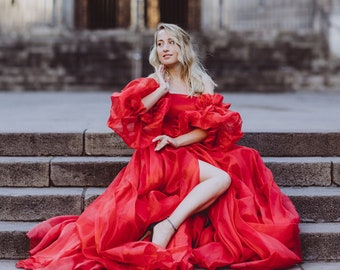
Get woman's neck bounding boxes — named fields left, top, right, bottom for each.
left=167, top=68, right=189, bottom=94
left=166, top=64, right=182, bottom=81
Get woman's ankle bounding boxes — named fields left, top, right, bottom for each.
left=151, top=218, right=177, bottom=248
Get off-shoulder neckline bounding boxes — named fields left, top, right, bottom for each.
left=147, top=77, right=209, bottom=97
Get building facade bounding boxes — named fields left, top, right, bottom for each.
left=0, top=0, right=339, bottom=91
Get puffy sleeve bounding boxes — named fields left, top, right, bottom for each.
left=180, top=93, right=243, bottom=150
left=107, top=78, right=170, bottom=149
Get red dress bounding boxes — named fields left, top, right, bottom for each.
left=17, top=78, right=302, bottom=269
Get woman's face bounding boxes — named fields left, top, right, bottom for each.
left=156, top=29, right=180, bottom=67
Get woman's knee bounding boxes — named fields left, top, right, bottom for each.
left=215, top=170, right=231, bottom=192
left=198, top=160, right=231, bottom=190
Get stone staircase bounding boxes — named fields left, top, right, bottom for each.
left=0, top=131, right=339, bottom=269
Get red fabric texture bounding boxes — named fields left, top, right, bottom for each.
left=17, top=78, right=302, bottom=269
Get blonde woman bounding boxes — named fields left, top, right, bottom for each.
left=17, top=23, right=302, bottom=270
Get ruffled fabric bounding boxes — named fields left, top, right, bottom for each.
left=107, top=78, right=171, bottom=149
left=179, top=93, right=243, bottom=150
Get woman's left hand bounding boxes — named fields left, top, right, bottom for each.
left=152, top=135, right=178, bottom=151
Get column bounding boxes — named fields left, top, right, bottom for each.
left=201, top=0, right=222, bottom=32
left=130, top=0, right=145, bottom=31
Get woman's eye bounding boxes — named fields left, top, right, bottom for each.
left=169, top=40, right=175, bottom=45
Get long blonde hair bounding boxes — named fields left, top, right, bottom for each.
left=149, top=23, right=216, bottom=96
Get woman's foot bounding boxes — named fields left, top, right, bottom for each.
left=151, top=218, right=177, bottom=248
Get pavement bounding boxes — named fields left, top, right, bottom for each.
left=0, top=90, right=340, bottom=133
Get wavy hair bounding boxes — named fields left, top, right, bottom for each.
left=149, top=23, right=216, bottom=96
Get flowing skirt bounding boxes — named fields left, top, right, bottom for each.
left=17, top=144, right=302, bottom=270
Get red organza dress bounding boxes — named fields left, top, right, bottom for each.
left=17, top=78, right=302, bottom=270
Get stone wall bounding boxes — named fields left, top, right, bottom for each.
left=0, top=30, right=137, bottom=91
left=202, top=31, right=331, bottom=92
left=0, top=29, right=334, bottom=92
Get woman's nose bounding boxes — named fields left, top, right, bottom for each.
left=162, top=43, right=169, bottom=51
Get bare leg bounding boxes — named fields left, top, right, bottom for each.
left=152, top=160, right=231, bottom=248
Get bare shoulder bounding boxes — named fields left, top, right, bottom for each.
left=202, top=74, right=215, bottom=94
left=148, top=73, right=159, bottom=83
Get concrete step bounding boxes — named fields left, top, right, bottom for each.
left=265, top=157, right=340, bottom=187
left=0, top=188, right=84, bottom=221
left=0, top=187, right=110, bottom=221
left=281, top=187, right=340, bottom=223
left=0, top=187, right=339, bottom=223
left=0, top=156, right=339, bottom=188
left=1, top=132, right=340, bottom=157
left=0, top=222, right=35, bottom=260
left=0, top=221, right=339, bottom=262
left=299, top=223, right=340, bottom=261
left=0, top=156, right=129, bottom=187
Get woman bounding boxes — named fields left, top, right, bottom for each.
left=17, top=23, right=302, bottom=269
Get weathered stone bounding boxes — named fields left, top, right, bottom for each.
left=264, top=157, right=332, bottom=186
left=300, top=223, right=340, bottom=261
left=1, top=221, right=339, bottom=261
left=332, top=158, right=340, bottom=186
left=0, top=230, right=29, bottom=259
left=85, top=131, right=133, bottom=156
left=0, top=157, right=50, bottom=187
left=0, top=133, right=83, bottom=156
left=0, top=30, right=335, bottom=92
left=282, top=187, right=340, bottom=222
left=0, top=188, right=83, bottom=221
left=240, top=132, right=340, bottom=157
left=0, top=222, right=36, bottom=259
left=50, top=157, right=129, bottom=187
left=84, top=187, right=105, bottom=208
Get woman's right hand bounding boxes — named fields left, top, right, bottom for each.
left=155, top=65, right=170, bottom=94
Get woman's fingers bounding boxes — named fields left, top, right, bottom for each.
left=155, top=65, right=169, bottom=93
left=153, top=135, right=171, bottom=151
left=155, top=65, right=164, bottom=81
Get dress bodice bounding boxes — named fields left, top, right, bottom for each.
left=162, top=93, right=197, bottom=137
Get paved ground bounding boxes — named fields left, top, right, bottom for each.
left=0, top=91, right=340, bottom=133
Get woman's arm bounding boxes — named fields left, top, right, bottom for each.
left=153, top=128, right=207, bottom=151
left=141, top=84, right=168, bottom=111
left=142, top=65, right=169, bottom=111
